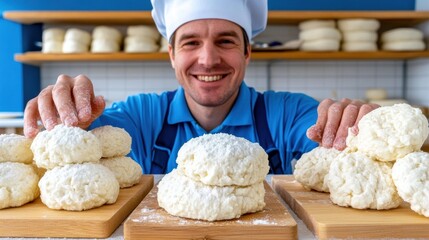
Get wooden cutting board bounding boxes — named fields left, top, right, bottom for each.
left=0, top=175, right=153, bottom=238
left=124, top=181, right=297, bottom=240
left=272, top=175, right=429, bottom=240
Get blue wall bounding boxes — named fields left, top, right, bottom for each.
left=0, top=0, right=417, bottom=112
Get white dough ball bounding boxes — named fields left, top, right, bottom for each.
left=64, top=28, right=91, bottom=45
left=127, top=25, right=160, bottom=41
left=0, top=133, right=33, bottom=164
left=392, top=152, right=429, bottom=217
left=337, top=19, right=380, bottom=31
left=327, top=151, right=402, bottom=210
left=91, top=39, right=120, bottom=53
left=342, top=31, right=378, bottom=42
left=39, top=163, right=119, bottom=211
left=90, top=125, right=132, bottom=158
left=157, top=169, right=265, bottom=221
left=0, top=162, right=40, bottom=209
left=300, top=39, right=340, bottom=51
left=346, top=104, right=429, bottom=162
left=42, top=28, right=65, bottom=42
left=382, top=40, right=425, bottom=51
left=342, top=42, right=377, bottom=52
left=62, top=40, right=89, bottom=53
left=299, top=27, right=341, bottom=41
left=176, top=133, right=269, bottom=186
left=294, top=146, right=341, bottom=193
left=92, top=26, right=122, bottom=43
left=42, top=41, right=63, bottom=53
left=298, top=20, right=336, bottom=31
left=31, top=124, right=102, bottom=169
left=100, top=156, right=142, bottom=188
left=381, top=28, right=424, bottom=43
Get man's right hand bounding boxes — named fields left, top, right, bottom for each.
left=24, top=74, right=106, bottom=138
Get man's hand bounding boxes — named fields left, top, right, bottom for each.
left=306, top=98, right=379, bottom=150
left=24, top=74, right=105, bottom=138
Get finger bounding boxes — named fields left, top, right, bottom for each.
left=73, top=74, right=95, bottom=123
left=37, top=85, right=60, bottom=130
left=52, top=74, right=79, bottom=127
left=23, top=97, right=41, bottom=138
left=78, top=95, right=106, bottom=129
left=321, top=101, right=346, bottom=148
left=306, top=98, right=335, bottom=142
left=350, top=103, right=380, bottom=134
left=333, top=103, right=360, bottom=150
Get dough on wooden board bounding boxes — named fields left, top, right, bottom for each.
left=0, top=133, right=33, bottom=164
left=100, top=156, right=142, bottom=188
left=31, top=124, right=102, bottom=169
left=176, top=133, right=269, bottom=186
left=157, top=169, right=265, bottom=221
left=0, top=162, right=40, bottom=209
left=38, top=163, right=119, bottom=211
left=90, top=125, right=132, bottom=158
left=392, top=152, right=429, bottom=217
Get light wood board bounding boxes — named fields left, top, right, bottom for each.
left=0, top=175, right=153, bottom=238
left=124, top=181, right=297, bottom=240
left=272, top=175, right=429, bottom=240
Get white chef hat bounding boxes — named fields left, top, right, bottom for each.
left=151, top=0, right=267, bottom=42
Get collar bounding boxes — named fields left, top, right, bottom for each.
left=168, top=83, right=254, bottom=127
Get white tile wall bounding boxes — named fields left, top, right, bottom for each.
left=41, top=59, right=405, bottom=106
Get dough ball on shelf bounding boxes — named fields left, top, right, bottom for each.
left=382, top=40, right=425, bottom=51
left=298, top=20, right=336, bottom=31
left=342, top=42, right=377, bottom=52
left=337, top=19, right=380, bottom=32
left=299, top=27, right=341, bottom=41
left=90, top=39, right=120, bottom=53
left=64, top=28, right=91, bottom=46
left=42, top=28, right=65, bottom=42
left=342, top=31, right=378, bottom=42
left=62, top=40, right=89, bottom=53
left=127, top=25, right=160, bottom=41
left=42, top=41, right=63, bottom=53
left=381, top=28, right=424, bottom=43
left=92, top=26, right=122, bottom=43
left=300, top=39, right=340, bottom=51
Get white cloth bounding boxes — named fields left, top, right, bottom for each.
left=151, top=0, right=267, bottom=41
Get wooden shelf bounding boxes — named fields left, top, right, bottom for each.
left=15, top=51, right=429, bottom=65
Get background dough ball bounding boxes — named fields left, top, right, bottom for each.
left=0, top=162, right=40, bottom=209
left=91, top=39, right=120, bottom=53
left=346, top=104, right=429, bottom=162
left=42, top=28, right=65, bottom=42
left=64, top=28, right=91, bottom=45
left=176, top=133, right=269, bottom=186
left=337, top=19, right=380, bottom=31
left=100, top=156, right=142, bottom=188
left=38, top=163, right=119, bottom=211
left=31, top=124, right=102, bottom=169
left=157, top=169, right=265, bottom=221
left=382, top=41, right=425, bottom=51
left=342, top=31, right=378, bottom=42
left=342, top=42, right=377, bottom=52
left=127, top=25, right=160, bottom=41
left=300, top=39, right=340, bottom=51
left=392, top=152, right=429, bottom=217
left=90, top=125, right=132, bottom=158
left=381, top=28, right=424, bottom=42
left=298, top=20, right=336, bottom=31
left=62, top=40, right=89, bottom=53
left=294, top=147, right=341, bottom=192
left=92, top=26, right=122, bottom=43
left=299, top=28, right=341, bottom=41
left=42, top=41, right=63, bottom=53
left=0, top=134, right=33, bottom=164
left=327, top=151, right=402, bottom=210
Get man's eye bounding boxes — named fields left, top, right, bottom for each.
left=183, top=41, right=198, bottom=46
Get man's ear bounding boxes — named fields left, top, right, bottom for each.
left=245, top=44, right=251, bottom=64
left=168, top=44, right=175, bottom=68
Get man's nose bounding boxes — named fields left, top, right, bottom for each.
left=198, top=43, right=221, bottom=67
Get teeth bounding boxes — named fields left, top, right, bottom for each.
left=197, top=75, right=222, bottom=82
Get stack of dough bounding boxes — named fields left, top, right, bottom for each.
left=0, top=134, right=39, bottom=209
left=337, top=19, right=380, bottom=52
left=42, top=28, right=65, bottom=53
left=298, top=20, right=341, bottom=51
left=63, top=28, right=91, bottom=53
left=91, top=26, right=122, bottom=53
left=157, top=133, right=269, bottom=221
left=159, top=37, right=169, bottom=52
left=381, top=28, right=425, bottom=51
left=31, top=124, right=119, bottom=211
left=91, top=125, right=142, bottom=188
left=124, top=25, right=160, bottom=53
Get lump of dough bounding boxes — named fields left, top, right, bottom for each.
left=100, top=156, right=142, bottom=188
left=176, top=133, right=269, bottom=187
left=346, top=104, right=429, bottom=162
left=392, top=152, right=429, bottom=217
left=0, top=133, right=33, bottom=164
left=157, top=169, right=265, bottom=221
left=38, top=163, right=119, bottom=211
left=90, top=125, right=132, bottom=158
left=0, top=162, right=40, bottom=209
left=327, top=151, right=402, bottom=210
left=294, top=146, right=341, bottom=192
left=298, top=20, right=336, bottom=31
left=31, top=124, right=102, bottom=169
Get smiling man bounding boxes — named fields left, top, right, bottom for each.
left=23, top=0, right=378, bottom=174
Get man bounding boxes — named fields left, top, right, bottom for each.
left=23, top=0, right=378, bottom=174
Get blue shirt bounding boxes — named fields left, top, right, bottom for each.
left=90, top=82, right=319, bottom=174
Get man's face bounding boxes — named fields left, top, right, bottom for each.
left=168, top=19, right=251, bottom=108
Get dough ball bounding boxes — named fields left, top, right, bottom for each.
left=342, top=42, right=377, bottom=52
left=0, top=162, right=40, bottom=209
left=298, top=20, right=336, bottom=31
left=299, top=28, right=341, bottom=41
left=382, top=40, right=425, bottom=51
left=100, top=156, right=142, bottom=188
left=337, top=19, right=380, bottom=31
left=176, top=133, right=269, bottom=186
left=39, top=163, right=119, bottom=211
left=90, top=125, right=132, bottom=158
left=64, top=28, right=91, bottom=45
left=91, top=39, right=120, bottom=53
left=62, top=40, right=89, bottom=53
left=346, top=104, right=429, bottom=162
left=342, top=31, right=378, bottom=42
left=43, top=28, right=65, bottom=42
left=31, top=124, right=102, bottom=169
left=127, top=25, right=160, bottom=41
left=381, top=28, right=424, bottom=42
left=294, top=146, right=341, bottom=192
left=42, top=41, right=63, bottom=53
left=92, top=26, right=122, bottom=43
left=0, top=133, right=33, bottom=164
left=392, top=152, right=429, bottom=217
left=327, top=151, right=402, bottom=210
left=300, top=39, right=340, bottom=51
left=157, top=169, right=265, bottom=221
